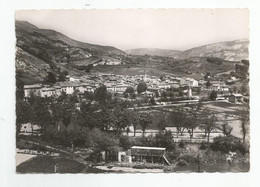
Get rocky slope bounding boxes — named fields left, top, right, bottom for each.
left=175, top=39, right=249, bottom=61
left=15, top=20, right=126, bottom=84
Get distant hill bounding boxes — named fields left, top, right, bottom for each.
left=175, top=39, right=249, bottom=61
left=125, top=48, right=181, bottom=57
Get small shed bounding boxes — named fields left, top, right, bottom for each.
left=130, top=146, right=170, bottom=165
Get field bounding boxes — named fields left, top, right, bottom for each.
left=91, top=64, right=205, bottom=79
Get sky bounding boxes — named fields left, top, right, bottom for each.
left=15, top=9, right=249, bottom=51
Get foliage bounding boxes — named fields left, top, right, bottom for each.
left=119, top=135, right=133, bottom=150
left=239, top=104, right=250, bottom=143
left=128, top=109, right=139, bottom=136
left=138, top=112, right=152, bottom=135
left=168, top=109, right=187, bottom=137
left=178, top=141, right=185, bottom=148
left=137, top=82, right=147, bottom=94
left=30, top=97, right=52, bottom=131
left=209, top=91, right=217, bottom=100
left=155, top=130, right=175, bottom=151
left=94, top=84, right=110, bottom=103
left=210, top=135, right=247, bottom=155
left=206, top=80, right=211, bottom=88
left=125, top=86, right=135, bottom=94
left=221, top=122, right=233, bottom=137
left=46, top=72, right=57, bottom=84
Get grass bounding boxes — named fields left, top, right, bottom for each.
left=16, top=156, right=86, bottom=173
left=206, top=101, right=238, bottom=108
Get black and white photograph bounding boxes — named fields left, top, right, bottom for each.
left=14, top=9, right=250, bottom=173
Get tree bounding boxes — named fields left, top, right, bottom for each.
left=206, top=80, right=211, bottom=88
left=80, top=102, right=98, bottom=130
left=150, top=97, right=156, bottom=105
left=125, top=86, right=135, bottom=94
left=110, top=106, right=131, bottom=134
left=61, top=100, right=74, bottom=130
left=169, top=109, right=187, bottom=137
left=155, top=130, right=175, bottom=151
left=137, top=82, right=147, bottom=94
left=209, top=91, right=217, bottom=100
left=83, top=91, right=94, bottom=102
left=128, top=109, right=139, bottom=136
left=188, top=101, right=203, bottom=138
left=221, top=122, right=233, bottom=137
left=204, top=72, right=211, bottom=80
left=139, top=112, right=152, bottom=135
left=30, top=97, right=52, bottom=133
left=157, top=112, right=167, bottom=131
left=47, top=72, right=57, bottom=84
left=239, top=104, right=249, bottom=143
left=16, top=100, right=31, bottom=136
left=51, top=102, right=63, bottom=131
left=94, top=85, right=110, bottom=104
left=199, top=109, right=219, bottom=143
left=16, top=78, right=24, bottom=99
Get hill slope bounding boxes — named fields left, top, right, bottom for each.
left=175, top=39, right=249, bottom=61
left=15, top=20, right=126, bottom=84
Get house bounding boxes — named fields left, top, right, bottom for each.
left=24, top=84, right=42, bottom=98
left=20, top=123, right=41, bottom=134
left=229, top=93, right=243, bottom=103
left=40, top=87, right=56, bottom=97
left=130, top=146, right=170, bottom=165
left=212, top=84, right=220, bottom=91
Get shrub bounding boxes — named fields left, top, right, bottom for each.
left=166, top=150, right=181, bottom=162
left=179, top=141, right=185, bottom=148
left=177, top=154, right=197, bottom=164
left=119, top=135, right=133, bottom=150
left=210, top=135, right=247, bottom=155
left=199, top=142, right=207, bottom=150
left=177, top=159, right=188, bottom=166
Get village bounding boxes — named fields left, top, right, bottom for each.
left=16, top=69, right=250, bottom=173
left=13, top=10, right=250, bottom=174
left=23, top=72, right=246, bottom=104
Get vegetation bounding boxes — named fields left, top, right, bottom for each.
left=137, top=82, right=147, bottom=94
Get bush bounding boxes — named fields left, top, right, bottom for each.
left=199, top=142, right=207, bottom=150
left=179, top=141, right=185, bottom=148
left=177, top=154, right=197, bottom=164
left=166, top=150, right=181, bottom=162
left=177, top=159, right=188, bottom=166
left=119, top=135, right=133, bottom=150
left=210, top=136, right=247, bottom=155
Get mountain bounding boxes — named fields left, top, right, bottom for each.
left=16, top=20, right=125, bottom=55
left=125, top=48, right=181, bottom=57
left=175, top=39, right=249, bottom=61
left=15, top=20, right=126, bottom=84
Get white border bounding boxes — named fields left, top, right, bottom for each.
left=1, top=1, right=260, bottom=187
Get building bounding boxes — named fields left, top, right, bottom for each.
left=24, top=84, right=42, bottom=98
left=229, top=93, right=243, bottom=103
left=130, top=146, right=170, bottom=165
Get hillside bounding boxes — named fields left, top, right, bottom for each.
left=15, top=20, right=248, bottom=84
left=175, top=39, right=249, bottom=61
left=15, top=20, right=126, bottom=84
left=125, top=48, right=181, bottom=57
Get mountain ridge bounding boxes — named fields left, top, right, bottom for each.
left=125, top=39, right=249, bottom=61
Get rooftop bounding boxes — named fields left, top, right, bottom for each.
left=131, top=146, right=166, bottom=151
